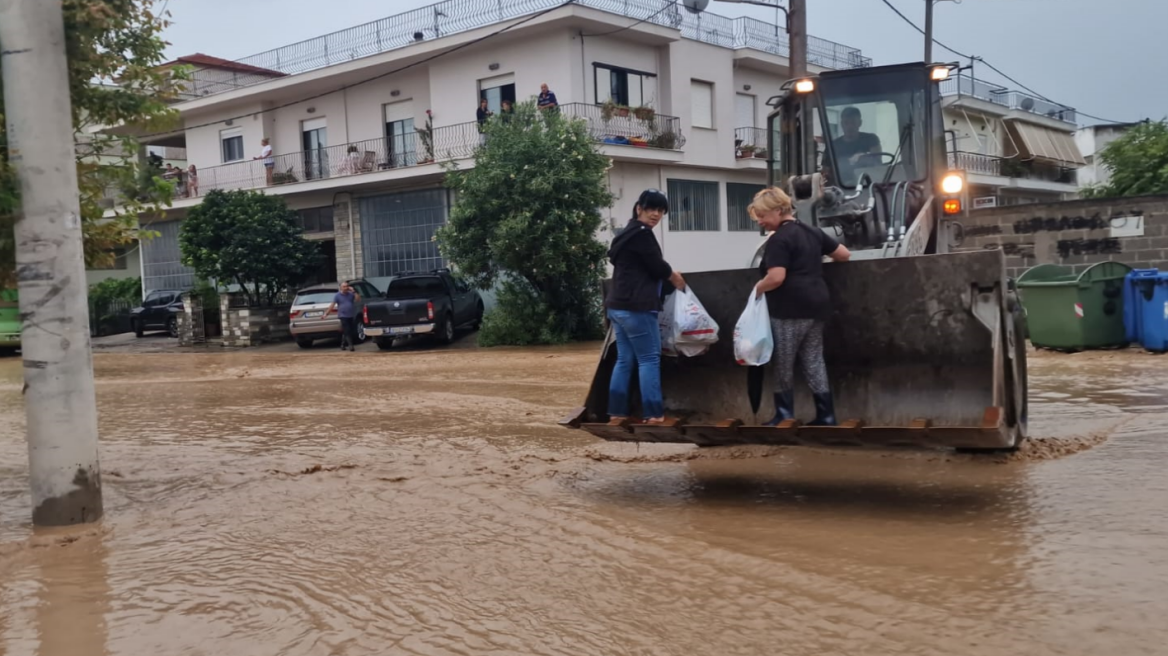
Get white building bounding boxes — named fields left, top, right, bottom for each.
left=939, top=74, right=1085, bottom=209
left=1075, top=122, right=1141, bottom=190
left=127, top=0, right=870, bottom=294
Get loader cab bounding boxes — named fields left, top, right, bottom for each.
left=766, top=63, right=960, bottom=254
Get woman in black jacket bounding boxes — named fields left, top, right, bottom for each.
left=605, top=189, right=686, bottom=424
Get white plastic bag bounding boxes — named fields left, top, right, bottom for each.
left=733, top=292, right=774, bottom=366
left=658, top=292, right=679, bottom=357
left=672, top=288, right=720, bottom=357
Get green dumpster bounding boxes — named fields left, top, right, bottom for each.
left=1016, top=261, right=1132, bottom=350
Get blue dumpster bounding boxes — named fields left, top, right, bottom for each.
left=1124, top=269, right=1168, bottom=353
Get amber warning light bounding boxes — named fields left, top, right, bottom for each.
left=943, top=199, right=962, bottom=215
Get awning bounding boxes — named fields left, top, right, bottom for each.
left=1005, top=120, right=1086, bottom=167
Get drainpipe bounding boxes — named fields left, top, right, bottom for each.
left=347, top=195, right=357, bottom=279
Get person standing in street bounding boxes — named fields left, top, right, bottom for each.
left=326, top=281, right=362, bottom=352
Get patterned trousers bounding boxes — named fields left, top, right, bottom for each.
left=769, top=318, right=830, bottom=394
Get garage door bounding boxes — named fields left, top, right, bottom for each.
left=141, top=219, right=196, bottom=293
left=359, top=189, right=449, bottom=278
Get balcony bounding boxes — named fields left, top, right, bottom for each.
left=182, top=0, right=869, bottom=100
left=191, top=107, right=684, bottom=196
left=939, top=74, right=1077, bottom=124
left=948, top=151, right=1077, bottom=186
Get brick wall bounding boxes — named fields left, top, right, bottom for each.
left=178, top=296, right=205, bottom=346
left=952, top=195, right=1168, bottom=280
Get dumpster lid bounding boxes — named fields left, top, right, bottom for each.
left=1017, top=262, right=1132, bottom=288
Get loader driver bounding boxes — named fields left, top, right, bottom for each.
left=825, top=106, right=882, bottom=185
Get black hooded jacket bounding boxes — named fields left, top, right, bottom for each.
left=605, top=218, right=673, bottom=312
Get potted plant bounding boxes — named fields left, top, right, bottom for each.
left=272, top=168, right=298, bottom=184
left=418, top=109, right=436, bottom=163
left=633, top=105, right=656, bottom=121
left=601, top=99, right=618, bottom=122
left=649, top=131, right=679, bottom=150
left=753, top=147, right=768, bottom=159
left=736, top=144, right=756, bottom=159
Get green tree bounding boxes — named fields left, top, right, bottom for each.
left=0, top=0, right=185, bottom=287
left=1081, top=120, right=1168, bottom=198
left=179, top=190, right=322, bottom=307
left=437, top=101, right=612, bottom=345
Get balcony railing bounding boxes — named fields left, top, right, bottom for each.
left=948, top=151, right=1002, bottom=177
left=733, top=126, right=768, bottom=159
left=193, top=107, right=685, bottom=196
left=939, top=74, right=1077, bottom=124
left=183, top=0, right=869, bottom=100
left=197, top=122, right=481, bottom=194
left=560, top=103, right=684, bottom=149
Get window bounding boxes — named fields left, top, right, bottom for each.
left=479, top=74, right=516, bottom=113
left=691, top=81, right=714, bottom=129
left=666, top=179, right=720, bottom=231
left=296, top=207, right=335, bottom=234
left=220, top=127, right=244, bottom=163
left=727, top=183, right=765, bottom=232
left=384, top=102, right=417, bottom=168
left=735, top=93, right=756, bottom=129
left=594, top=64, right=657, bottom=107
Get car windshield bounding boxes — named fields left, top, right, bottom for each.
left=818, top=68, right=929, bottom=189
left=385, top=277, right=445, bottom=299
left=293, top=291, right=337, bottom=306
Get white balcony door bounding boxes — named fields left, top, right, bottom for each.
left=384, top=101, right=416, bottom=168
left=736, top=93, right=756, bottom=129
left=302, top=117, right=328, bottom=180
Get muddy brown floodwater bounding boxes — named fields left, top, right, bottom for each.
left=1, top=341, right=1167, bottom=656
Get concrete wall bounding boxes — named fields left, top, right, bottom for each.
left=952, top=195, right=1168, bottom=280
left=185, top=101, right=268, bottom=172
left=667, top=40, right=737, bottom=170
left=345, top=70, right=431, bottom=142
left=86, top=246, right=141, bottom=288
left=429, top=29, right=576, bottom=128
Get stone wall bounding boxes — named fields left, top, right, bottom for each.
left=219, top=293, right=291, bottom=347
left=951, top=194, right=1168, bottom=280
left=178, top=295, right=205, bottom=346
left=333, top=197, right=364, bottom=281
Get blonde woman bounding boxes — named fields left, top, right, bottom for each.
left=749, top=187, right=851, bottom=426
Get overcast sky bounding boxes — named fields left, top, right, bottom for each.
left=160, top=0, right=1164, bottom=126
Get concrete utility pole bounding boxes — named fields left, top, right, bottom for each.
left=924, top=0, right=934, bottom=62
left=788, top=0, right=807, bottom=77
left=0, top=0, right=104, bottom=526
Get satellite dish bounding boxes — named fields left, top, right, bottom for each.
left=683, top=0, right=710, bottom=14
left=1020, top=97, right=1035, bottom=111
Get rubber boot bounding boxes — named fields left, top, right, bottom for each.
left=763, top=391, right=795, bottom=426
left=808, top=392, right=838, bottom=427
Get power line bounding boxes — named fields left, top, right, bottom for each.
left=875, top=0, right=1129, bottom=125
left=580, top=1, right=676, bottom=37
left=139, top=0, right=576, bottom=140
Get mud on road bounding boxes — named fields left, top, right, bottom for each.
left=1, top=343, right=1167, bottom=656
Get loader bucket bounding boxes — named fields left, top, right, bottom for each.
left=561, top=249, right=1027, bottom=451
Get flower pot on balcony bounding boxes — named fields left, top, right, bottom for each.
left=633, top=106, right=656, bottom=121
left=754, top=149, right=768, bottom=159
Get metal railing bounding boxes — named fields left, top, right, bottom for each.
left=560, top=103, right=685, bottom=149
left=198, top=122, right=482, bottom=194
left=184, top=0, right=869, bottom=99
left=733, top=126, right=768, bottom=157
left=196, top=107, right=687, bottom=195
left=940, top=74, right=1076, bottom=124
left=948, top=151, right=1002, bottom=176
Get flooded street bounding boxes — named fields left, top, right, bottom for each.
left=1, top=341, right=1167, bottom=656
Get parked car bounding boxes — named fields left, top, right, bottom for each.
left=0, top=288, right=19, bottom=354
left=130, top=289, right=186, bottom=338
left=363, top=269, right=483, bottom=351
left=289, top=279, right=381, bottom=349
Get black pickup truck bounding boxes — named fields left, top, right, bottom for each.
left=362, top=269, right=484, bottom=350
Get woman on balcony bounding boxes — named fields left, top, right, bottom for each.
left=605, top=188, right=686, bottom=425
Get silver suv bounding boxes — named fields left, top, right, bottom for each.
left=289, top=280, right=380, bottom=348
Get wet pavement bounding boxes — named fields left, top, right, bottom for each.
left=1, top=343, right=1167, bottom=656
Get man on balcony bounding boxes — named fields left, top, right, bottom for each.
left=538, top=83, right=558, bottom=112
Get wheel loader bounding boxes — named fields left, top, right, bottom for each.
left=561, top=62, right=1028, bottom=451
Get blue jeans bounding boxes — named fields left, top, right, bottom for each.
left=607, top=308, right=664, bottom=419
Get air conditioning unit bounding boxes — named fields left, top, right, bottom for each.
left=972, top=196, right=998, bottom=209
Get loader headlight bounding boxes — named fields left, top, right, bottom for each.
left=794, top=79, right=815, bottom=93
left=941, top=172, right=964, bottom=195
left=930, top=66, right=951, bottom=81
